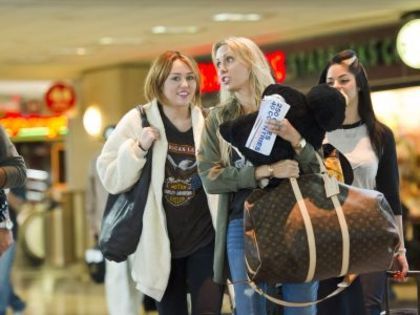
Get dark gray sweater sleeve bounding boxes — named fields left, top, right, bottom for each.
left=0, top=126, right=27, bottom=223
left=0, top=126, right=27, bottom=189
left=375, top=127, right=401, bottom=215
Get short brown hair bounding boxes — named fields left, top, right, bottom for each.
left=144, top=50, right=201, bottom=106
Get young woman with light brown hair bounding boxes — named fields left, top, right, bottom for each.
left=97, top=50, right=223, bottom=315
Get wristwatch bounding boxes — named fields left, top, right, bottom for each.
left=293, top=138, right=306, bottom=150
left=0, top=219, right=13, bottom=230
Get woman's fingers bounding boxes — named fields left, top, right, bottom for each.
left=266, top=119, right=283, bottom=133
left=140, top=127, right=160, bottom=150
left=267, top=119, right=301, bottom=145
left=272, top=159, right=300, bottom=178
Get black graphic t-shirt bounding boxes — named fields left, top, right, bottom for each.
left=159, top=105, right=214, bottom=258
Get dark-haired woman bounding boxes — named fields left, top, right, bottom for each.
left=317, top=50, right=409, bottom=315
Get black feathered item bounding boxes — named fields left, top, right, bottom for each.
left=219, top=83, right=346, bottom=167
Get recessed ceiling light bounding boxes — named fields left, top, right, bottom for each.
left=151, top=25, right=199, bottom=34
left=53, top=47, right=93, bottom=56
left=99, top=37, right=114, bottom=45
left=76, top=47, right=87, bottom=55
left=213, top=13, right=261, bottom=22
left=99, top=37, right=144, bottom=45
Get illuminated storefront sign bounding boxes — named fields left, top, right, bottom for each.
left=285, top=35, right=402, bottom=81
left=0, top=113, right=68, bottom=140
left=198, top=50, right=286, bottom=93
left=198, top=63, right=220, bottom=93
left=266, top=51, right=286, bottom=82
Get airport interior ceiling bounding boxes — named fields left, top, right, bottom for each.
left=0, top=0, right=419, bottom=80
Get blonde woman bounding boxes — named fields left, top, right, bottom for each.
left=198, top=37, right=320, bottom=315
left=97, top=51, right=223, bottom=315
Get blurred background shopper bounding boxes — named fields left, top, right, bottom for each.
left=86, top=124, right=146, bottom=315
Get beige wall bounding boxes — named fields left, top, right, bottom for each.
left=66, top=63, right=150, bottom=191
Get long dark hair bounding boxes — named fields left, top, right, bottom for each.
left=319, top=49, right=385, bottom=157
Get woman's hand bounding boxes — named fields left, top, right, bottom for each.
left=255, top=159, right=300, bottom=180
left=392, top=254, right=409, bottom=282
left=139, top=127, right=160, bottom=151
left=0, top=229, right=13, bottom=256
left=271, top=159, right=300, bottom=179
left=267, top=118, right=302, bottom=148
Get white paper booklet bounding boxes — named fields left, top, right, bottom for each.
left=245, top=94, right=290, bottom=156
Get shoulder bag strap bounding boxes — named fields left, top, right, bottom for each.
left=137, top=105, right=150, bottom=128
left=247, top=278, right=350, bottom=308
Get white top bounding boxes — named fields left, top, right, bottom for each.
left=326, top=124, right=378, bottom=190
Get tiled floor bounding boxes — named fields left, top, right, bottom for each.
left=7, top=250, right=419, bottom=315
left=9, top=250, right=232, bottom=315
left=11, top=263, right=111, bottom=315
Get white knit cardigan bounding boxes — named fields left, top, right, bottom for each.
left=96, top=100, right=218, bottom=301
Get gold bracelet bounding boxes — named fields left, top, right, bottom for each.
left=267, top=164, right=274, bottom=179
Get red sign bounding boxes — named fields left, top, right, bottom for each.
left=198, top=63, right=220, bottom=93
left=44, top=82, right=76, bottom=114
left=266, top=51, right=286, bottom=83
left=198, top=50, right=286, bottom=93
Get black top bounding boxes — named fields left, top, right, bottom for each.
left=229, top=148, right=252, bottom=221
left=159, top=105, right=214, bottom=258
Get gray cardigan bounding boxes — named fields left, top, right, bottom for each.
left=0, top=126, right=27, bottom=222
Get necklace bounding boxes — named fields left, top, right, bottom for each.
left=341, top=120, right=364, bottom=129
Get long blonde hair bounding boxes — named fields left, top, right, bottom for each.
left=211, top=37, right=274, bottom=164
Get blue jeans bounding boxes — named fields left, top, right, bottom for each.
left=227, top=219, right=318, bottom=315
left=0, top=243, right=26, bottom=315
left=282, top=281, right=319, bottom=315
left=227, top=219, right=267, bottom=315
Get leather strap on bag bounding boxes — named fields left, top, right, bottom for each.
left=314, top=153, right=350, bottom=279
